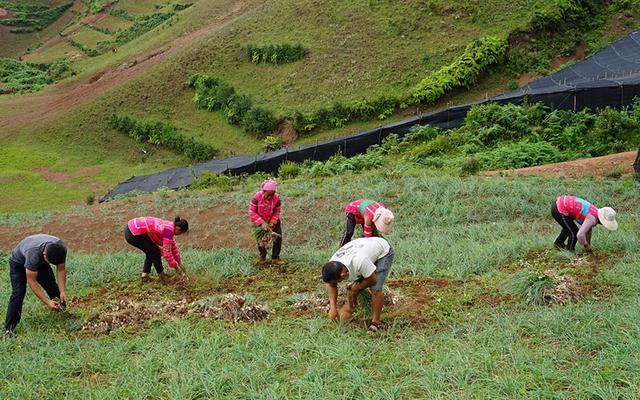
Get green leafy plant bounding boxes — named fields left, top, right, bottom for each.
left=190, top=171, right=234, bottom=191
left=109, top=114, right=217, bottom=161
left=246, top=43, right=306, bottom=65
left=262, top=135, right=283, bottom=152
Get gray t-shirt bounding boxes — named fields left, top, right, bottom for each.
left=9, top=234, right=67, bottom=271
left=329, top=237, right=390, bottom=282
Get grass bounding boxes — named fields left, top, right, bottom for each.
left=69, top=26, right=111, bottom=49
left=91, top=15, right=133, bottom=32
left=0, top=171, right=639, bottom=398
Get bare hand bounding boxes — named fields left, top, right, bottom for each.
left=339, top=304, right=353, bottom=321
left=585, top=244, right=593, bottom=253
left=328, top=308, right=339, bottom=321
left=59, top=292, right=67, bottom=305
left=47, top=299, right=61, bottom=311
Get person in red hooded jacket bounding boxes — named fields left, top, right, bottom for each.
left=248, top=179, right=282, bottom=265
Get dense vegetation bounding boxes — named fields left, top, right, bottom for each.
left=246, top=43, right=306, bottom=65
left=0, top=58, right=71, bottom=93
left=0, top=1, right=73, bottom=33
left=109, top=114, right=217, bottom=162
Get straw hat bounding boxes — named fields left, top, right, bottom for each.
left=597, top=207, right=618, bottom=231
left=373, top=207, right=394, bottom=234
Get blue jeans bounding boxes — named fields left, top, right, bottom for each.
left=371, top=246, right=394, bottom=292
left=4, top=260, right=60, bottom=332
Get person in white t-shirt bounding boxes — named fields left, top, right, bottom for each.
left=322, top=237, right=395, bottom=332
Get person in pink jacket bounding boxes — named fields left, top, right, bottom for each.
left=248, top=180, right=282, bottom=264
left=124, top=216, right=189, bottom=281
left=551, top=196, right=618, bottom=252
left=340, top=199, right=394, bottom=247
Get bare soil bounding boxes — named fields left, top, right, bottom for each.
left=483, top=151, right=636, bottom=178
left=549, top=42, right=587, bottom=70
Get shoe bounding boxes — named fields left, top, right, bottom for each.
left=270, top=258, right=283, bottom=266
left=553, top=242, right=566, bottom=251
left=4, top=329, right=15, bottom=338
left=140, top=273, right=151, bottom=283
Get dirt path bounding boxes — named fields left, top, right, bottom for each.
left=483, top=151, right=637, bottom=178
left=0, top=1, right=255, bottom=137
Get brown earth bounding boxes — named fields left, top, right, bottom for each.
left=0, top=1, right=257, bottom=137
left=0, top=8, right=8, bottom=18
left=549, top=42, right=587, bottom=70
left=483, top=151, right=637, bottom=178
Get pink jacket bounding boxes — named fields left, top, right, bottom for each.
left=128, top=217, right=181, bottom=268
left=344, top=199, right=385, bottom=237
left=248, top=192, right=281, bottom=226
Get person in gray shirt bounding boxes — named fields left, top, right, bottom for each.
left=4, top=234, right=68, bottom=335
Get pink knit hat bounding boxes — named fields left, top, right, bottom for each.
left=261, top=179, right=277, bottom=192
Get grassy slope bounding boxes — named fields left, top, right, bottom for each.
left=0, top=0, right=78, bottom=58
left=1, top=0, right=639, bottom=213
left=0, top=169, right=638, bottom=398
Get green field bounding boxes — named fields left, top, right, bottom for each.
left=0, top=164, right=638, bottom=398
left=92, top=15, right=133, bottom=32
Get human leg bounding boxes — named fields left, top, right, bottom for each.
left=339, top=213, right=357, bottom=247
left=4, top=261, right=27, bottom=332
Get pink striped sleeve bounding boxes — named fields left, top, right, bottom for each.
left=248, top=193, right=264, bottom=226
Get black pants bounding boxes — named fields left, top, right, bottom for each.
left=339, top=213, right=379, bottom=247
left=551, top=203, right=579, bottom=251
left=259, top=220, right=282, bottom=260
left=124, top=226, right=164, bottom=274
left=4, top=260, right=60, bottom=332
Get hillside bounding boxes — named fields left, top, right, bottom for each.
left=0, top=0, right=639, bottom=213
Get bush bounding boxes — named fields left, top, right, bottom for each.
left=0, top=1, right=73, bottom=33
left=412, top=36, right=507, bottom=104
left=243, top=107, right=278, bottom=137
left=0, top=58, right=71, bottom=93
left=277, top=161, right=301, bottom=179
left=262, top=135, right=283, bottom=152
left=459, top=157, right=482, bottom=176
left=246, top=43, right=306, bottom=65
left=109, top=114, right=217, bottom=161
left=190, top=171, right=234, bottom=191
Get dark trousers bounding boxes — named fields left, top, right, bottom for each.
left=339, top=213, right=379, bottom=247
left=259, top=220, right=282, bottom=260
left=4, top=260, right=60, bottom=332
left=551, top=203, right=579, bottom=251
left=124, top=226, right=164, bottom=274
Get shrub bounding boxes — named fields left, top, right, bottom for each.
left=109, top=114, right=217, bottom=161
left=460, top=157, right=482, bottom=176
left=0, top=58, right=72, bottom=93
left=190, top=171, right=234, bottom=191
left=0, top=1, right=73, bottom=33
left=262, top=135, right=283, bottom=152
left=243, top=107, right=278, bottom=137
left=246, top=43, right=306, bottom=65
left=412, top=36, right=507, bottom=104
left=277, top=161, right=301, bottom=179
left=476, top=140, right=565, bottom=170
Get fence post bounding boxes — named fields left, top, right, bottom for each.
left=573, top=93, right=577, bottom=112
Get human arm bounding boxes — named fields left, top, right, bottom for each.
left=363, top=214, right=374, bottom=237
left=248, top=195, right=265, bottom=226
left=56, top=264, right=67, bottom=304
left=26, top=270, right=60, bottom=310
left=577, top=215, right=597, bottom=248
left=327, top=282, right=339, bottom=320
left=269, top=198, right=281, bottom=228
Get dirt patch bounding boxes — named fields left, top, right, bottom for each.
left=32, top=167, right=70, bottom=184
left=80, top=293, right=271, bottom=335
left=0, top=8, right=9, bottom=18
left=517, top=72, right=542, bottom=87
left=72, top=166, right=101, bottom=178
left=276, top=119, right=299, bottom=145
left=483, top=151, right=636, bottom=179
left=550, top=42, right=587, bottom=70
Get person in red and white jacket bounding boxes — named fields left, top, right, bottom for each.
left=340, top=199, right=394, bottom=247
left=551, top=196, right=618, bottom=252
left=248, top=179, right=282, bottom=264
left=124, top=216, right=188, bottom=281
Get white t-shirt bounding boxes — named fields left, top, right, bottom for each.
left=329, top=237, right=390, bottom=282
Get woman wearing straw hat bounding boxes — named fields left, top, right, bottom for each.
left=339, top=199, right=394, bottom=247
left=248, top=179, right=282, bottom=265
left=551, top=195, right=618, bottom=252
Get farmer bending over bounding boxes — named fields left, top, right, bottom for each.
left=322, top=237, right=394, bottom=333
left=340, top=199, right=393, bottom=247
left=4, top=234, right=68, bottom=335
left=248, top=179, right=282, bottom=265
left=125, top=216, right=188, bottom=282
left=551, top=195, right=618, bottom=252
